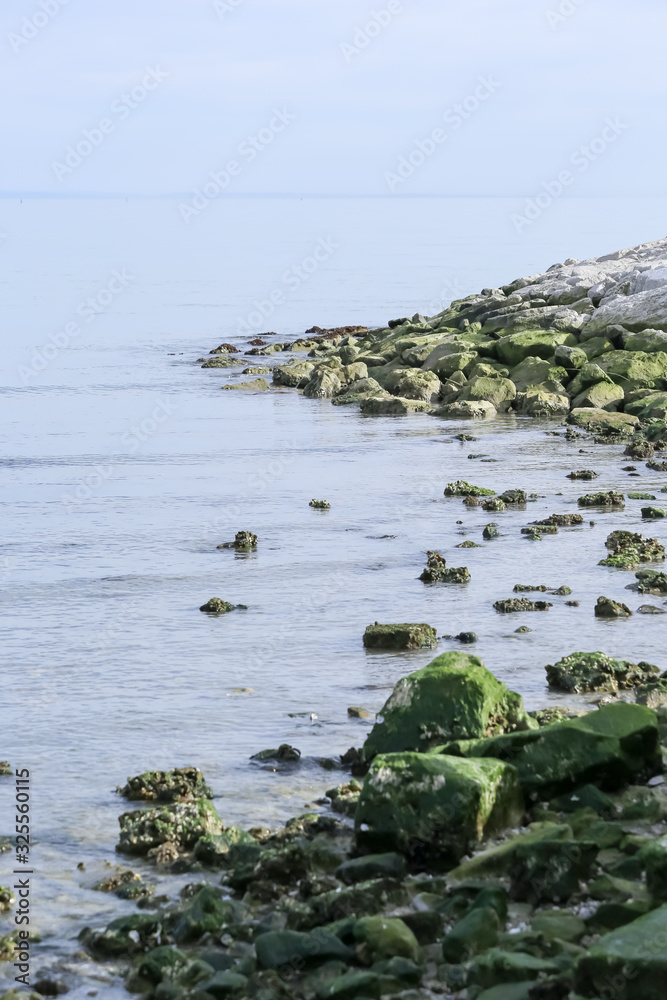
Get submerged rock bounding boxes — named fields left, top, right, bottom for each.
left=567, top=469, right=598, bottom=480
left=251, top=744, right=301, bottom=763
left=309, top=498, right=331, bottom=509
left=494, top=599, right=552, bottom=613
left=199, top=598, right=235, bottom=614
left=445, top=480, right=496, bottom=497
left=635, top=569, right=667, bottom=593
left=362, top=623, right=438, bottom=651
left=544, top=651, right=660, bottom=694
left=217, top=530, right=258, bottom=551
left=419, top=551, right=470, bottom=584
left=578, top=490, right=625, bottom=507
left=117, top=800, right=223, bottom=855
left=594, top=596, right=633, bottom=618
left=642, top=506, right=667, bottom=519
left=533, top=513, right=583, bottom=526
left=599, top=529, right=665, bottom=569
left=117, top=767, right=212, bottom=803
left=221, top=377, right=271, bottom=391
left=355, top=751, right=524, bottom=864
left=362, top=651, right=532, bottom=759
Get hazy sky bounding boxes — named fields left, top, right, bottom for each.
left=1, top=0, right=664, bottom=197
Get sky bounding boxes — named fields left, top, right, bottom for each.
left=1, top=0, right=665, bottom=197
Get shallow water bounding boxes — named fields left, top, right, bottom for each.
left=1, top=196, right=667, bottom=995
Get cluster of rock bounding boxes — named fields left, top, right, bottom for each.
left=70, top=651, right=667, bottom=1000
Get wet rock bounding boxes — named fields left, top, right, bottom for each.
left=360, top=395, right=432, bottom=415
left=567, top=469, right=598, bottom=480
left=242, top=365, right=270, bottom=375
left=222, top=377, right=271, bottom=391
left=327, top=779, right=363, bottom=817
left=419, top=551, right=470, bottom=584
left=510, top=839, right=599, bottom=905
left=199, top=598, right=235, bottom=614
left=575, top=905, right=667, bottom=999
left=434, top=400, right=498, bottom=419
left=309, top=499, right=331, bottom=509
left=498, top=489, right=528, bottom=504
left=483, top=497, right=507, bottom=512
left=515, top=626, right=533, bottom=634
left=355, top=751, right=523, bottom=863
left=194, top=827, right=256, bottom=866
left=458, top=540, right=483, bottom=548
left=637, top=604, right=667, bottom=615
left=362, top=651, right=532, bottom=759
left=255, top=929, right=353, bottom=970
left=625, top=438, right=655, bottom=459
left=494, top=599, right=552, bottom=613
left=81, top=911, right=164, bottom=957
left=117, top=767, right=212, bottom=803
left=272, top=360, right=315, bottom=387
left=347, top=706, right=370, bottom=719
left=635, top=569, right=667, bottom=593
left=484, top=524, right=501, bottom=539
left=442, top=905, right=502, bottom=963
left=544, top=651, right=659, bottom=694
left=117, top=800, right=223, bottom=855
left=457, top=631, right=479, bottom=643
left=515, top=388, right=570, bottom=416
left=216, top=530, right=258, bottom=551
left=636, top=679, right=667, bottom=708
left=594, top=596, right=633, bottom=618
left=567, top=408, right=639, bottom=431
left=578, top=490, right=625, bottom=507
left=457, top=375, right=517, bottom=412
left=642, top=505, right=667, bottom=518
left=303, top=370, right=343, bottom=398
left=572, top=380, right=625, bottom=410
left=389, top=369, right=442, bottom=402
left=514, top=585, right=550, bottom=592
left=251, top=744, right=301, bottom=763
left=0, top=762, right=11, bottom=776
left=362, top=622, right=438, bottom=651
left=354, top=915, right=422, bottom=965
left=210, top=343, right=239, bottom=354
left=493, top=331, right=578, bottom=367
left=598, top=529, right=665, bottom=569
left=201, top=355, right=244, bottom=368
left=533, top=513, right=583, bottom=526
left=444, top=701, right=660, bottom=800
left=335, top=852, right=406, bottom=884
left=316, top=969, right=381, bottom=998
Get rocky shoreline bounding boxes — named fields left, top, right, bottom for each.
left=3, top=238, right=667, bottom=1000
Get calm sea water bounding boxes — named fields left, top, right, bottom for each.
left=2, top=196, right=666, bottom=995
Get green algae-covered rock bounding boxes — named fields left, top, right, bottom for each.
left=194, top=827, right=256, bottom=866
left=639, top=835, right=667, bottom=903
left=457, top=376, right=517, bottom=412
left=509, top=356, right=554, bottom=391
left=170, top=886, right=236, bottom=944
left=389, top=369, right=441, bottom=402
left=567, top=408, right=639, bottom=431
left=362, top=622, right=437, bottom=651
left=515, top=387, right=570, bottom=416
left=82, top=911, right=163, bottom=957
left=222, top=377, right=271, bottom=391
left=336, top=852, right=406, bottom=885
left=448, top=822, right=574, bottom=881
left=594, top=596, right=632, bottom=618
left=599, top=529, right=665, bottom=569
left=493, top=331, right=577, bottom=367
left=470, top=949, right=562, bottom=989
left=137, top=945, right=189, bottom=984
left=442, top=905, right=501, bottom=963
left=200, top=970, right=248, bottom=996
left=317, top=969, right=381, bottom=999
left=445, top=480, right=496, bottom=496
left=578, top=490, right=625, bottom=507
left=596, top=349, right=667, bottom=390
left=531, top=909, right=586, bottom=943
left=200, top=597, right=235, bottom=614
left=355, top=752, right=524, bottom=862
left=509, top=838, right=598, bottom=904
left=443, top=702, right=660, bottom=800
left=435, top=399, right=498, bottom=419
left=419, top=551, right=470, bottom=584
left=572, top=380, right=625, bottom=410
left=272, top=360, right=315, bottom=387
left=636, top=569, right=667, bottom=593
left=544, top=651, right=659, bottom=694
left=117, top=799, right=223, bottom=855
left=623, top=329, right=667, bottom=353
left=255, top=929, right=353, bottom=969
left=117, top=767, right=212, bottom=803
left=353, top=915, right=422, bottom=964
left=362, top=652, right=531, bottom=759
left=360, top=395, right=431, bottom=415
left=575, top=905, right=667, bottom=1000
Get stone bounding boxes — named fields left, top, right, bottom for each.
left=201, top=356, right=243, bottom=368
left=470, top=949, right=562, bottom=990
left=316, top=970, right=381, bottom=999
left=545, top=651, right=659, bottom=693
left=598, top=529, right=665, bottom=569
left=510, top=839, right=599, bottom=904
left=443, top=702, right=660, bottom=800
left=531, top=910, right=586, bottom=943
left=434, top=400, right=498, bottom=419
left=255, top=930, right=353, bottom=969
left=572, top=380, right=625, bottom=410
left=575, top=905, right=667, bottom=1000
left=199, top=598, right=235, bottom=614
left=117, top=800, right=223, bottom=855
left=335, top=853, right=406, bottom=885
left=194, top=827, right=256, bottom=866
left=251, top=743, right=301, bottom=763
left=362, top=623, right=437, bottom=651
left=272, top=361, right=315, bottom=387
left=642, top=506, right=667, bottom=519
left=303, top=370, right=343, bottom=398
left=578, top=490, right=625, bottom=507
left=362, top=651, right=531, bottom=759
left=515, top=388, right=570, bottom=416
left=533, top=513, right=582, bottom=526
left=117, top=767, right=212, bottom=803
left=498, top=489, right=528, bottom=504
left=635, top=569, right=667, bottom=593
left=360, top=395, right=431, bottom=415
left=567, top=408, right=639, bottom=431
left=419, top=551, right=470, bottom=584
left=445, top=480, right=496, bottom=496
left=442, top=906, right=501, bottom=963
left=309, top=498, right=331, bottom=509
left=217, top=530, right=258, bottom=551
left=221, top=378, right=270, bottom=391
left=355, top=751, right=524, bottom=863
left=389, top=369, right=442, bottom=402
left=200, top=971, right=248, bottom=997
left=353, top=915, right=422, bottom=964
left=595, top=349, right=667, bottom=391
left=458, top=376, right=517, bottom=412
left=567, top=469, right=598, bottom=480
left=594, top=596, right=633, bottom=618
left=493, top=331, right=578, bottom=367
left=623, top=328, right=667, bottom=353
left=509, top=356, right=554, bottom=391
left=242, top=365, right=270, bottom=375
left=170, top=886, right=236, bottom=943
left=493, top=599, right=552, bottom=613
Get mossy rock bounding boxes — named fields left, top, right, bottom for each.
left=575, top=905, right=667, bottom=1000
left=362, top=652, right=531, bottom=759
left=596, top=350, right=667, bottom=391
left=194, top=827, right=256, bottom=866
left=272, top=361, right=316, bottom=387
left=445, top=480, right=496, bottom=496
left=567, top=408, right=639, bottom=431
left=458, top=376, right=517, bottom=412
left=360, top=395, right=431, bottom=415
left=255, top=929, right=353, bottom=969
left=493, top=331, right=577, bottom=367
left=117, top=767, right=212, bottom=803
left=362, top=623, right=437, bottom=651
left=117, top=800, right=223, bottom=855
left=442, top=702, right=661, bottom=800
left=355, top=751, right=524, bottom=863
left=515, top=387, right=570, bottom=416
left=353, top=915, right=422, bottom=964
left=442, top=905, right=501, bottom=963
left=448, top=822, right=574, bottom=880
left=169, top=886, right=236, bottom=944
left=470, top=948, right=562, bottom=989
left=572, top=380, right=625, bottom=411
left=221, top=377, right=270, bottom=391
left=544, top=651, right=659, bottom=694
left=509, top=356, right=554, bottom=391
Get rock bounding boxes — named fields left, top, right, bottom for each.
left=353, top=915, right=422, bottom=964
left=272, top=361, right=316, bottom=387
left=483, top=497, right=507, bottom=512
left=544, top=651, right=659, bottom=693
left=200, top=598, right=235, bottom=614
left=217, top=530, right=258, bottom=550
left=458, top=376, right=517, bottom=412
left=362, top=623, right=438, bottom=651
left=498, top=489, right=528, bottom=504
left=169, top=885, right=236, bottom=943
left=117, top=800, right=223, bottom=855
left=255, top=930, right=353, bottom=970
left=422, top=344, right=478, bottom=377
left=221, top=378, right=270, bottom=391
left=515, top=388, right=570, bottom=416
left=554, top=344, right=588, bottom=370
left=484, top=524, right=501, bottom=539
left=470, top=948, right=563, bottom=990
left=194, top=827, right=256, bottom=866
left=331, top=377, right=385, bottom=404
left=567, top=469, right=598, bottom=480
left=642, top=506, right=667, bottom=519
left=636, top=569, right=667, bottom=593
left=335, top=853, right=406, bottom=884
left=509, top=356, right=554, bottom=391
left=242, top=365, right=270, bottom=375
left=303, top=370, right=343, bottom=398
left=201, top=356, right=243, bottom=368
left=445, top=480, right=496, bottom=496
left=457, top=631, right=479, bottom=643
left=389, top=369, right=442, bottom=402
left=210, top=342, right=239, bottom=354
left=594, top=349, right=667, bottom=391
left=360, top=395, right=431, bottom=415
left=347, top=706, right=370, bottom=719
left=572, top=380, right=625, bottom=410
left=362, top=651, right=532, bottom=759
left=200, top=970, right=248, bottom=996
left=637, top=605, right=667, bottom=616
left=443, top=701, right=660, bottom=800
left=531, top=909, right=586, bottom=943
left=567, top=408, right=639, bottom=431
left=117, top=767, right=212, bottom=803
left=494, top=331, right=578, bottom=367
left=448, top=821, right=574, bottom=880
left=419, top=551, right=470, bottom=584
left=442, top=906, right=501, bottom=963
left=648, top=459, right=667, bottom=471
left=626, top=390, right=667, bottom=421
left=494, top=599, right=552, bottom=613
left=309, top=499, right=331, bottom=509
left=575, top=905, right=667, bottom=999
left=434, top=400, right=498, bottom=419
left=251, top=744, right=301, bottom=763
left=595, top=596, right=633, bottom=618
left=316, top=969, right=381, bottom=999
left=598, top=529, right=665, bottom=569
left=355, top=751, right=524, bottom=863
left=510, top=839, right=599, bottom=904
left=533, top=513, right=583, bottom=526
left=578, top=490, right=625, bottom=507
